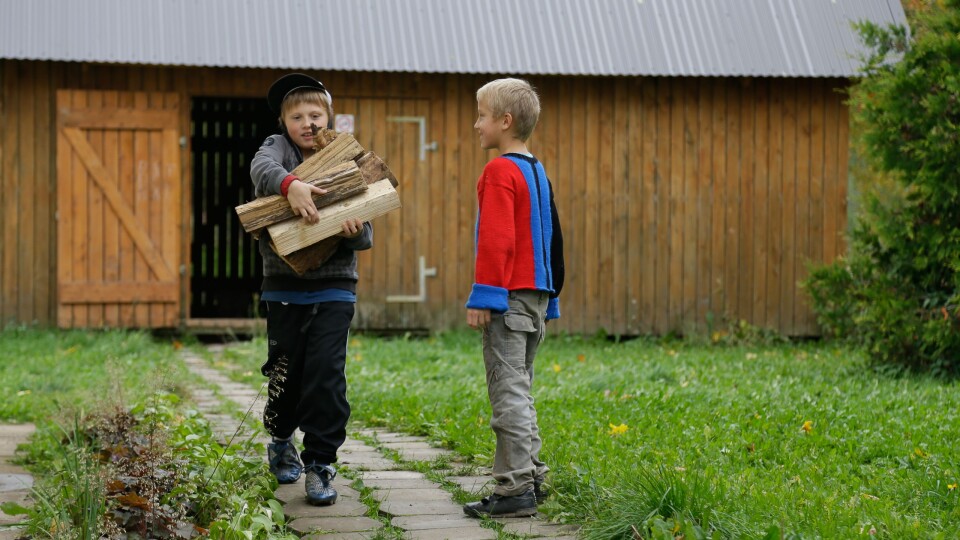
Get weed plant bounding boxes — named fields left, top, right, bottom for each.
left=222, top=331, right=960, bottom=538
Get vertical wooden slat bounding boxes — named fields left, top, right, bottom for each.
left=654, top=78, right=672, bottom=335
left=132, top=91, right=150, bottom=327
left=738, top=79, right=755, bottom=325
left=569, top=79, right=587, bottom=333
left=823, top=82, right=840, bottom=266
left=794, top=81, right=813, bottom=333
left=636, top=79, right=655, bottom=334
left=681, top=79, right=699, bottom=332
left=17, top=64, right=36, bottom=324
left=767, top=81, right=784, bottom=330
left=695, top=79, right=713, bottom=331
left=584, top=81, right=601, bottom=332
left=836, top=88, right=850, bottom=257
left=752, top=79, right=770, bottom=328
left=427, top=85, right=445, bottom=326
left=458, top=77, right=479, bottom=331
left=118, top=90, right=136, bottom=327
left=597, top=79, right=615, bottom=333
left=710, top=80, right=726, bottom=328
left=617, top=79, right=647, bottom=335
left=804, top=79, right=826, bottom=333
left=100, top=91, right=120, bottom=326
left=440, top=75, right=461, bottom=328
left=611, top=79, right=631, bottom=334
left=72, top=90, right=90, bottom=328
left=55, top=91, right=72, bottom=327
left=781, top=82, right=798, bottom=334
left=667, top=79, right=684, bottom=332
left=87, top=93, right=106, bottom=327
left=34, top=62, right=53, bottom=324
left=723, top=80, right=740, bottom=327
left=162, top=96, right=181, bottom=327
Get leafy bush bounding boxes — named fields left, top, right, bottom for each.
left=804, top=1, right=960, bottom=373
left=7, top=394, right=295, bottom=540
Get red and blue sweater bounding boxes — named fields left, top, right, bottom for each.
left=466, top=154, right=565, bottom=319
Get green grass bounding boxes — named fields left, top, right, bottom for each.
left=0, top=327, right=191, bottom=423
left=221, top=331, right=960, bottom=539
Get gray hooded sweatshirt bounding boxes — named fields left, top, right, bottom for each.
left=250, top=133, right=373, bottom=292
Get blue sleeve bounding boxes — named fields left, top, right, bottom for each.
left=466, top=284, right=509, bottom=313
left=546, top=297, right=560, bottom=320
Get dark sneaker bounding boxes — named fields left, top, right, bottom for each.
left=463, top=488, right=537, bottom=518
left=533, top=480, right=548, bottom=505
left=267, top=440, right=302, bottom=484
left=304, top=463, right=338, bottom=506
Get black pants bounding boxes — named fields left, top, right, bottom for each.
left=260, top=301, right=354, bottom=465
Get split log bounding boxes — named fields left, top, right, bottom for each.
left=267, top=179, right=401, bottom=256
left=356, top=151, right=399, bottom=187
left=272, top=237, right=341, bottom=275
left=235, top=161, right=368, bottom=233
left=292, top=131, right=365, bottom=180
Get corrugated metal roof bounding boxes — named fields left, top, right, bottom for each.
left=0, top=0, right=906, bottom=77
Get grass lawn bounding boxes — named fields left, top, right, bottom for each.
left=220, top=331, right=960, bottom=539
left=0, top=327, right=190, bottom=423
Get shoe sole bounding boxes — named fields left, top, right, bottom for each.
left=306, top=496, right=338, bottom=506
left=464, top=507, right=537, bottom=518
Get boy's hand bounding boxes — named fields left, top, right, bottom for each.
left=339, top=218, right=364, bottom=238
left=288, top=180, right=327, bottom=224
left=467, top=308, right=491, bottom=330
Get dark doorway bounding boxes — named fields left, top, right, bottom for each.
left=190, top=97, right=277, bottom=318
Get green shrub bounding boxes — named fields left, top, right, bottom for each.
left=804, top=1, right=960, bottom=374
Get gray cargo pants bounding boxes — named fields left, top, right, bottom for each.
left=482, top=289, right=550, bottom=496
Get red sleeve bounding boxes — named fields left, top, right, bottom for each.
left=279, top=174, right=298, bottom=197
left=474, top=159, right=517, bottom=289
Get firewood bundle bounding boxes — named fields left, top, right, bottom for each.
left=235, top=128, right=401, bottom=274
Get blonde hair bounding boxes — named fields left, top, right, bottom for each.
left=279, top=88, right=334, bottom=123
left=476, top=78, right=540, bottom=141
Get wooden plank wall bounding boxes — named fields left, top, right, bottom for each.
left=0, top=60, right=849, bottom=335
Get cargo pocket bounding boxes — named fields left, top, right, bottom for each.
left=504, top=313, right=536, bottom=333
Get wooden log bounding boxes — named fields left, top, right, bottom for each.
left=271, top=237, right=341, bottom=275
left=292, top=131, right=365, bottom=180
left=356, top=151, right=399, bottom=187
left=267, top=179, right=401, bottom=256
left=236, top=161, right=368, bottom=233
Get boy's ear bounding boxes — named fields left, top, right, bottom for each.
left=500, top=112, right=514, bottom=131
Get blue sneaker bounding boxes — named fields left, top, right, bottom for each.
left=304, top=463, right=338, bottom=506
left=267, top=440, right=302, bottom=484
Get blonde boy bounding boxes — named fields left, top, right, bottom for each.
left=464, top=78, right=565, bottom=518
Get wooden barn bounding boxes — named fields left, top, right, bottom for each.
left=0, top=0, right=907, bottom=336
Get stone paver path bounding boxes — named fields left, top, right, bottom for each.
left=0, top=423, right=35, bottom=540
left=183, top=346, right=580, bottom=539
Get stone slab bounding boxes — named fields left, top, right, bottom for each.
left=391, top=514, right=479, bottom=531
left=0, top=425, right=35, bottom=457
left=0, top=474, right=32, bottom=493
left=276, top=482, right=360, bottom=504
left=445, top=476, right=493, bottom=493
left=0, top=528, right=25, bottom=540
left=358, top=471, right=425, bottom=480
left=0, top=491, right=30, bottom=525
left=288, top=516, right=381, bottom=535
left=373, top=435, right=426, bottom=443
left=381, top=441, right=434, bottom=450
left=396, top=449, right=449, bottom=462
left=283, top=497, right=368, bottom=519
left=378, top=500, right=462, bottom=517
left=358, top=478, right=440, bottom=490
left=403, top=526, right=497, bottom=540
left=303, top=533, right=379, bottom=540
left=370, top=489, right=454, bottom=503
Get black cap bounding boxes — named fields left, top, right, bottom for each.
left=267, top=73, right=330, bottom=114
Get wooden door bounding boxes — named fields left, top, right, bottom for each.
left=341, top=98, right=437, bottom=330
left=56, top=90, right=183, bottom=328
